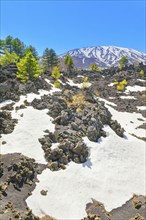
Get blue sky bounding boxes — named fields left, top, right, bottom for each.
left=1, top=0, right=145, bottom=55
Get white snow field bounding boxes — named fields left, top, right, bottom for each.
left=0, top=100, right=14, bottom=108
left=0, top=91, right=57, bottom=164
left=99, top=98, right=146, bottom=138
left=67, top=79, right=83, bottom=88
left=0, top=106, right=54, bottom=164
left=125, top=85, right=145, bottom=93
left=26, top=126, right=145, bottom=219
left=1, top=91, right=145, bottom=219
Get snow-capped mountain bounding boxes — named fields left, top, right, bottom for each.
left=59, top=46, right=146, bottom=69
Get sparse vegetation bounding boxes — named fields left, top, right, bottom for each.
left=90, top=63, right=98, bottom=71
left=51, top=66, right=61, bottom=79
left=82, top=76, right=90, bottom=89
left=51, top=66, right=61, bottom=88
left=66, top=92, right=90, bottom=112
left=54, top=80, right=61, bottom=88
left=140, top=69, right=144, bottom=75
left=113, top=79, right=128, bottom=91
left=0, top=35, right=25, bottom=57
left=119, top=56, right=128, bottom=69
left=24, top=45, right=38, bottom=59
left=16, top=52, right=42, bottom=83
left=64, top=55, right=74, bottom=72
left=0, top=49, right=19, bottom=66
left=42, top=48, right=58, bottom=71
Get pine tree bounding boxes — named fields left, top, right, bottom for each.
left=24, top=45, right=38, bottom=59
left=119, top=56, right=128, bottom=69
left=11, top=38, right=25, bottom=57
left=1, top=36, right=25, bottom=57
left=42, top=48, right=58, bottom=71
left=51, top=66, right=61, bottom=79
left=90, top=63, right=98, bottom=71
left=51, top=66, right=61, bottom=88
left=0, top=40, right=5, bottom=54
left=0, top=49, right=19, bottom=66
left=16, top=52, right=42, bottom=83
left=64, top=55, right=74, bottom=72
left=5, top=35, right=13, bottom=53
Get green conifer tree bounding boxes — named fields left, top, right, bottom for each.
left=64, top=55, right=74, bottom=72
left=0, top=49, right=19, bottom=66
left=24, top=45, right=38, bottom=59
left=16, top=52, right=42, bottom=83
left=42, top=48, right=58, bottom=71
left=119, top=56, right=128, bottom=69
left=90, top=63, right=98, bottom=71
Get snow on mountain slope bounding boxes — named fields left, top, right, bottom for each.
left=59, top=46, right=146, bottom=69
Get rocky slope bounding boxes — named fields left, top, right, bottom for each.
left=59, top=46, right=146, bottom=69
left=0, top=63, right=146, bottom=219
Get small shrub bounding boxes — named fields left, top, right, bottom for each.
left=82, top=82, right=90, bottom=89
left=54, top=80, right=60, bottom=88
left=117, top=84, right=125, bottom=91
left=114, top=79, right=128, bottom=91
left=0, top=49, right=19, bottom=66
left=76, top=107, right=83, bottom=112
left=64, top=55, right=74, bottom=72
left=51, top=66, right=60, bottom=79
left=66, top=92, right=90, bottom=111
left=119, top=56, right=128, bottom=69
left=120, top=79, right=127, bottom=86
left=140, top=70, right=144, bottom=75
left=83, top=76, right=88, bottom=83
left=90, top=63, right=98, bottom=71
left=81, top=76, right=91, bottom=89
left=113, top=81, right=119, bottom=85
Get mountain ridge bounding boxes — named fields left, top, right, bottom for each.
left=59, top=46, right=146, bottom=69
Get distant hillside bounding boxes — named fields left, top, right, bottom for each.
left=59, top=46, right=146, bottom=69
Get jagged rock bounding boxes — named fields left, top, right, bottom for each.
left=129, top=213, right=145, bottom=220
left=83, top=199, right=111, bottom=220
left=72, top=141, right=87, bottom=155
left=71, top=122, right=79, bottom=131
left=109, top=120, right=124, bottom=137
left=59, top=141, right=74, bottom=151
left=40, top=190, right=48, bottom=196
left=86, top=126, right=99, bottom=142
left=49, top=148, right=64, bottom=161
left=48, top=161, right=59, bottom=171
left=133, top=194, right=142, bottom=209
left=0, top=162, right=3, bottom=178
left=0, top=111, right=18, bottom=135
left=72, top=141, right=89, bottom=163
left=40, top=215, right=56, bottom=220
left=59, top=155, right=69, bottom=165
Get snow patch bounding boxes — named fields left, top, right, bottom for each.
left=26, top=126, right=145, bottom=219
left=108, top=82, right=114, bottom=87
left=1, top=106, right=55, bottom=164
left=67, top=79, right=82, bottom=88
left=137, top=106, right=146, bottom=110
left=120, top=96, right=136, bottom=100
left=100, top=98, right=145, bottom=138
left=99, top=98, right=117, bottom=107
left=125, top=85, right=145, bottom=93
left=0, top=100, right=13, bottom=108
left=137, top=79, right=145, bottom=82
